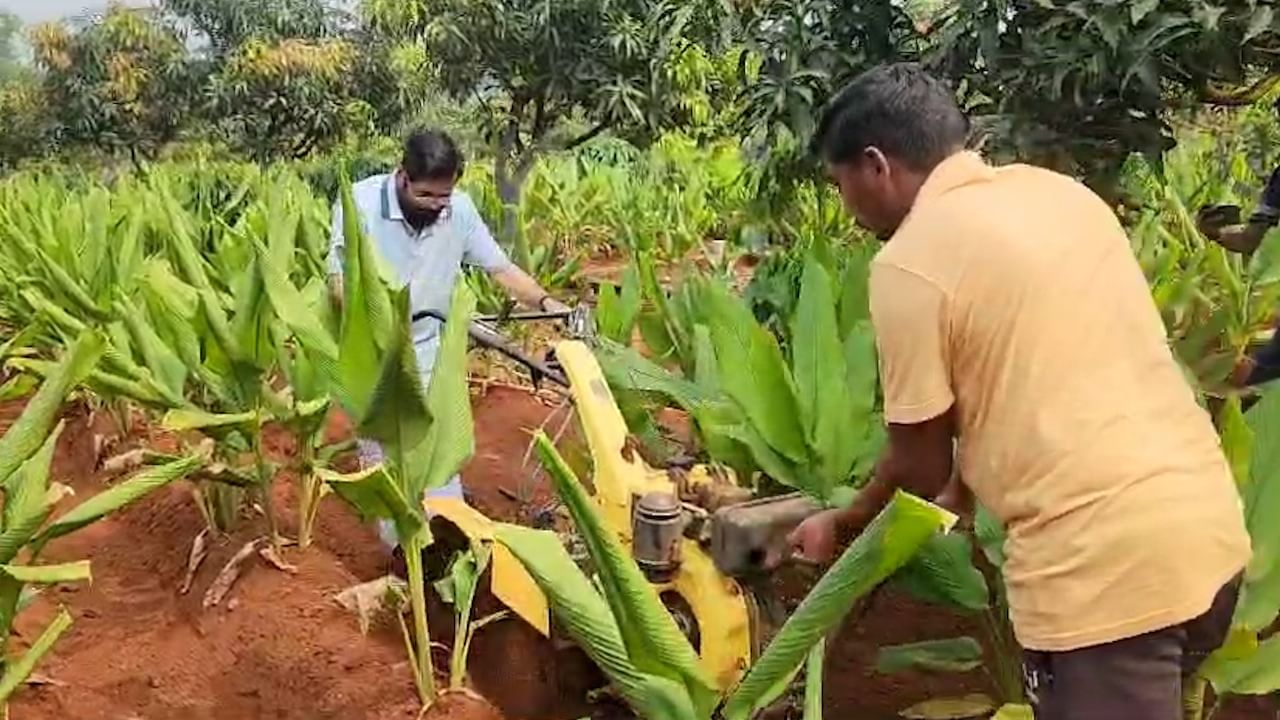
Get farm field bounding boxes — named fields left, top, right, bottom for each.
left=9, top=386, right=1269, bottom=720
left=3, top=378, right=1276, bottom=720
left=2, top=1, right=1280, bottom=719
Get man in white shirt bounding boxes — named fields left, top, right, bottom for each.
left=328, top=129, right=569, bottom=547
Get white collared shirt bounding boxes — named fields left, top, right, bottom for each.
left=327, top=173, right=511, bottom=368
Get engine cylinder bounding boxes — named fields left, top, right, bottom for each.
left=632, top=491, right=683, bottom=582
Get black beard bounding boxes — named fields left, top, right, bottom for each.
left=396, top=188, right=444, bottom=229
left=405, top=207, right=443, bottom=229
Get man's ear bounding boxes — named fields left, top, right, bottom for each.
left=864, top=147, right=891, bottom=178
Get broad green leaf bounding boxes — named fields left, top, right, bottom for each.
left=791, top=258, right=852, bottom=497
left=722, top=492, right=955, bottom=720
left=1244, top=7, right=1274, bottom=43
left=138, top=258, right=202, bottom=371
left=0, top=561, right=91, bottom=584
left=842, top=321, right=879, bottom=419
left=0, top=607, right=73, bottom=703
left=115, top=293, right=187, bottom=402
left=875, top=637, right=984, bottom=674
left=974, top=506, right=1007, bottom=569
left=691, top=324, right=719, bottom=393
left=256, top=238, right=339, bottom=361
left=419, top=283, right=477, bottom=498
left=33, top=455, right=203, bottom=549
left=706, top=282, right=807, bottom=462
left=992, top=705, right=1033, bottom=720
left=0, top=374, right=38, bottom=403
left=901, top=695, right=997, bottom=720
left=335, top=181, right=395, bottom=418
left=438, top=545, right=491, bottom=684
left=1203, top=632, right=1280, bottom=695
left=803, top=638, right=824, bottom=720
left=319, top=465, right=426, bottom=545
left=3, top=357, right=169, bottom=410
left=596, top=264, right=642, bottom=344
left=691, top=402, right=760, bottom=485
left=358, top=289, right=433, bottom=495
left=494, top=523, right=699, bottom=720
left=229, top=257, right=274, bottom=370
left=0, top=331, right=103, bottom=488
left=722, top=421, right=803, bottom=490
left=597, top=340, right=710, bottom=411
left=893, top=532, right=989, bottom=612
left=33, top=245, right=108, bottom=322
left=0, top=324, right=38, bottom=362
left=22, top=288, right=86, bottom=338
left=1237, top=387, right=1280, bottom=630
left=635, top=251, right=686, bottom=366
left=0, top=422, right=63, bottom=563
left=1200, top=626, right=1259, bottom=689
left=1218, top=394, right=1252, bottom=487
left=161, top=408, right=257, bottom=433
left=1129, top=0, right=1159, bottom=24
left=533, top=434, right=717, bottom=716
left=837, top=245, right=874, bottom=336
left=160, top=195, right=242, bottom=368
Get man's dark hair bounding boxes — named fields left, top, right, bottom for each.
left=813, top=63, right=968, bottom=172
left=402, top=129, right=464, bottom=182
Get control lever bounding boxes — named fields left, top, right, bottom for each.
left=413, top=309, right=569, bottom=389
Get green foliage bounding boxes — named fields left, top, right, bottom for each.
left=733, top=0, right=924, bottom=201
left=161, top=0, right=339, bottom=55
left=0, top=336, right=199, bottom=711
left=0, top=78, right=53, bottom=171
left=1197, top=388, right=1280, bottom=703
left=875, top=638, right=985, bottom=674
left=1127, top=121, right=1280, bottom=391
left=936, top=0, right=1280, bottom=198
left=501, top=433, right=954, bottom=720
left=210, top=38, right=375, bottom=161
left=30, top=7, right=198, bottom=164
left=532, top=433, right=718, bottom=717
left=598, top=248, right=883, bottom=501
left=364, top=0, right=735, bottom=266
left=319, top=180, right=480, bottom=703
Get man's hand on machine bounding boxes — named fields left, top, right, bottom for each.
left=538, top=295, right=571, bottom=314
left=1196, top=204, right=1241, bottom=242
left=776, top=508, right=848, bottom=567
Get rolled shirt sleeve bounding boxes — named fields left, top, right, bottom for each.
left=1250, top=166, right=1280, bottom=226
left=869, top=262, right=955, bottom=425
left=454, top=194, right=513, bottom=272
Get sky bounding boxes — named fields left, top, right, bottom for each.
left=2, top=0, right=153, bottom=26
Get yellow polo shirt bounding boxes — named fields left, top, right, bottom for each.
left=870, top=151, right=1251, bottom=652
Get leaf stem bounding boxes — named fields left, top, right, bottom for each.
left=404, top=531, right=436, bottom=704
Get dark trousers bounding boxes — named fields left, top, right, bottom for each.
left=1022, top=576, right=1241, bottom=720
left=1248, top=332, right=1280, bottom=387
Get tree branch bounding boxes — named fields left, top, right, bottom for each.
left=1198, top=74, right=1280, bottom=107
left=562, top=120, right=612, bottom=150
left=531, top=90, right=549, bottom=142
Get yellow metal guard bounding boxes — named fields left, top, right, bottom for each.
left=554, top=340, right=753, bottom=691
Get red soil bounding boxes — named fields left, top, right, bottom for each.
left=3, top=389, right=1273, bottom=720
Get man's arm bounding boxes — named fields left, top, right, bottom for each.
left=786, top=261, right=958, bottom=564
left=491, top=266, right=571, bottom=312
left=1201, top=167, right=1280, bottom=255
left=831, top=411, right=956, bottom=543
left=1209, top=222, right=1271, bottom=255
left=457, top=194, right=570, bottom=312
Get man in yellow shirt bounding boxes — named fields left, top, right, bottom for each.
left=786, top=63, right=1251, bottom=719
